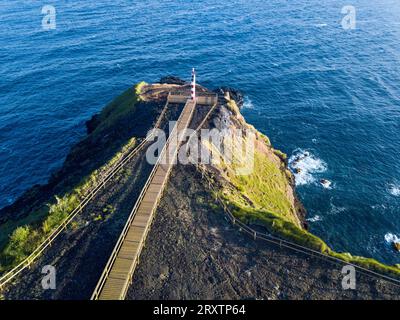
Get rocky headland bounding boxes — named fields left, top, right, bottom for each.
left=0, top=77, right=399, bottom=300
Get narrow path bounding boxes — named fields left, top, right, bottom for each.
left=127, top=165, right=400, bottom=300
left=92, top=100, right=196, bottom=300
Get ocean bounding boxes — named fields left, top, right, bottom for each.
left=0, top=0, right=399, bottom=265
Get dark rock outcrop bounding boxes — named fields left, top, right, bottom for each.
left=159, top=76, right=187, bottom=85
left=214, top=87, right=244, bottom=108
left=85, top=114, right=101, bottom=134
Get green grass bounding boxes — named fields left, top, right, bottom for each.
left=0, top=207, right=48, bottom=252
left=273, top=149, right=287, bottom=162
left=135, top=81, right=147, bottom=99
left=212, top=123, right=400, bottom=278
left=229, top=204, right=329, bottom=252
left=0, top=82, right=145, bottom=273
left=102, top=204, right=116, bottom=215
left=42, top=195, right=78, bottom=234
left=93, top=214, right=103, bottom=222
left=217, top=140, right=400, bottom=277
left=228, top=150, right=299, bottom=226
left=224, top=201, right=400, bottom=277
left=327, top=251, right=400, bottom=276
left=259, top=133, right=271, bottom=146
left=91, top=82, right=147, bottom=136
left=1, top=226, right=41, bottom=268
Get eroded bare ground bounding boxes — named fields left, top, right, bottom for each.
left=127, top=164, right=400, bottom=300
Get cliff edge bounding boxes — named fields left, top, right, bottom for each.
left=0, top=78, right=399, bottom=300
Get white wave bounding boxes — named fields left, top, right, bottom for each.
left=330, top=204, right=346, bottom=215
left=307, top=215, right=322, bottom=222
left=384, top=232, right=400, bottom=244
left=371, top=204, right=387, bottom=210
left=388, top=183, right=400, bottom=197
left=315, top=23, right=328, bottom=27
left=242, top=96, right=254, bottom=109
left=288, top=149, right=327, bottom=186
left=320, top=179, right=332, bottom=189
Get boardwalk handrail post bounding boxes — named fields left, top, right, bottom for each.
left=91, top=99, right=197, bottom=300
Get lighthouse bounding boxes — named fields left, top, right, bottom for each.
left=191, top=68, right=196, bottom=101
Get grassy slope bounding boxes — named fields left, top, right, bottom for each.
left=91, top=81, right=146, bottom=135
left=230, top=151, right=296, bottom=225
left=215, top=98, right=301, bottom=227
left=218, top=98, right=400, bottom=277
left=0, top=83, right=145, bottom=273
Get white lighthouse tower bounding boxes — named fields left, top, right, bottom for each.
left=191, top=68, right=196, bottom=101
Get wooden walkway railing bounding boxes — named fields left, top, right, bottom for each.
left=195, top=164, right=400, bottom=288
left=91, top=99, right=196, bottom=300
left=168, top=92, right=218, bottom=105
left=0, top=96, right=171, bottom=291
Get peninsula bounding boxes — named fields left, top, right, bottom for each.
left=0, top=76, right=399, bottom=300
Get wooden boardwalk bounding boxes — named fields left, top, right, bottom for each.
left=91, top=99, right=196, bottom=300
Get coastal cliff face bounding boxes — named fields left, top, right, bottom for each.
left=204, top=90, right=306, bottom=228
left=0, top=79, right=399, bottom=300
left=0, top=83, right=163, bottom=272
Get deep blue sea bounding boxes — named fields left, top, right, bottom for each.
left=1, top=0, right=399, bottom=265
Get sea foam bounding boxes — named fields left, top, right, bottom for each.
left=388, top=183, right=400, bottom=197
left=288, top=149, right=327, bottom=186
left=307, top=215, right=322, bottom=222
left=384, top=232, right=400, bottom=244
left=242, top=96, right=254, bottom=109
